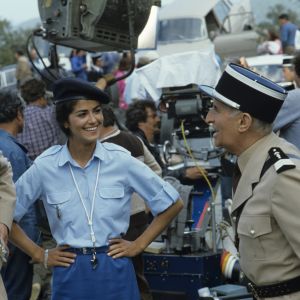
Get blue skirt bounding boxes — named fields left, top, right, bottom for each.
left=51, top=248, right=140, bottom=300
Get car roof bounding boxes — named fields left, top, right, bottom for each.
left=246, top=54, right=287, bottom=66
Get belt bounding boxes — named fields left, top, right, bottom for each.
left=248, top=275, right=300, bottom=298
left=67, top=246, right=108, bottom=255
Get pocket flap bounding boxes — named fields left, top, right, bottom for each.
left=99, top=186, right=124, bottom=199
left=46, top=192, right=71, bottom=205
left=238, top=215, right=271, bottom=238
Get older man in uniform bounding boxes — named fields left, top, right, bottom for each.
left=0, top=154, right=16, bottom=300
left=200, top=63, right=300, bottom=299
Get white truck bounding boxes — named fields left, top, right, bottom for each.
left=155, top=0, right=258, bottom=59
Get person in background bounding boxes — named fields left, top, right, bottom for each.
left=9, top=77, right=183, bottom=300
left=126, top=100, right=163, bottom=168
left=126, top=100, right=205, bottom=182
left=99, top=105, right=162, bottom=300
left=274, top=52, right=300, bottom=149
left=70, top=49, right=88, bottom=81
left=88, top=54, right=104, bottom=82
left=113, top=51, right=132, bottom=110
left=0, top=153, right=16, bottom=300
left=0, top=90, right=39, bottom=300
left=17, top=77, right=64, bottom=161
left=15, top=49, right=32, bottom=88
left=281, top=55, right=297, bottom=90
left=29, top=48, right=44, bottom=75
left=101, top=51, right=120, bottom=75
left=278, top=14, right=298, bottom=54
left=257, top=29, right=282, bottom=55
left=201, top=63, right=300, bottom=299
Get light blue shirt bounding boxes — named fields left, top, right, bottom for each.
left=14, top=141, right=179, bottom=248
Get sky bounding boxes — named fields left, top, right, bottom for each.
left=0, top=0, right=173, bottom=26
left=0, top=0, right=298, bottom=27
left=0, top=1, right=39, bottom=25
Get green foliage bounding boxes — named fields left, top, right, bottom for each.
left=255, top=4, right=300, bottom=42
left=0, top=18, right=33, bottom=67
left=257, top=4, right=300, bottom=32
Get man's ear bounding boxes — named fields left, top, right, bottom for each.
left=16, top=110, right=23, bottom=123
left=238, top=113, right=252, bottom=133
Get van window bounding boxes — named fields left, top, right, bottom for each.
left=214, top=1, right=230, bottom=25
left=5, top=69, right=16, bottom=86
left=158, top=18, right=205, bottom=43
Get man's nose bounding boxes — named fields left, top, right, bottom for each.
left=205, top=110, right=213, bottom=124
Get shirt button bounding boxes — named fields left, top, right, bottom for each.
left=250, top=229, right=255, bottom=235
left=232, top=216, right=237, bottom=222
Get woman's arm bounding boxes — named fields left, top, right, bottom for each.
left=10, top=222, right=76, bottom=267
left=107, top=198, right=183, bottom=258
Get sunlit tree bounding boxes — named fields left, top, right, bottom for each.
left=0, top=18, right=33, bottom=67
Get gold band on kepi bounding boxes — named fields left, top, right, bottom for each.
left=199, top=63, right=288, bottom=123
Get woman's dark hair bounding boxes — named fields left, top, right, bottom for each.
left=55, top=100, right=78, bottom=136
left=125, top=100, right=157, bottom=132
left=0, top=90, right=25, bottom=123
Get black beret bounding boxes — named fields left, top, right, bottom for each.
left=52, top=77, right=110, bottom=104
left=199, top=63, right=287, bottom=123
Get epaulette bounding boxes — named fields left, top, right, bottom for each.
left=268, top=147, right=295, bottom=174
left=38, top=145, right=63, bottom=159
left=102, top=142, right=130, bottom=154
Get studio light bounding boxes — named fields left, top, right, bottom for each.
left=38, top=0, right=160, bottom=51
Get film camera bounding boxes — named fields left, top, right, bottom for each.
left=158, top=83, right=223, bottom=171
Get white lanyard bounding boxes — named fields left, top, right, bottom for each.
left=69, top=159, right=100, bottom=247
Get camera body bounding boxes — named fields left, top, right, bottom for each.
left=159, top=84, right=222, bottom=171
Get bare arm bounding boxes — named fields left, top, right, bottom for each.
left=108, top=198, right=183, bottom=258
left=10, top=222, right=76, bottom=267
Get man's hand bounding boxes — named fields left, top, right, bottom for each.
left=184, top=167, right=207, bottom=180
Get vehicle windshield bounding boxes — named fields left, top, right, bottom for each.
left=158, top=18, right=206, bottom=43
left=250, top=65, right=284, bottom=83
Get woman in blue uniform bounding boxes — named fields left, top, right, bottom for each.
left=10, top=78, right=183, bottom=300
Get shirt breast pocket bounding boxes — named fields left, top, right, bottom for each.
left=46, top=191, right=74, bottom=223
left=98, top=186, right=126, bottom=218
left=238, top=215, right=274, bottom=260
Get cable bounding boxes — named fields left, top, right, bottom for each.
left=107, top=0, right=136, bottom=86
left=180, top=120, right=216, bottom=200
left=26, top=31, right=58, bottom=82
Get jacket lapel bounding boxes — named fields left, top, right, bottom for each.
left=231, top=134, right=276, bottom=213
